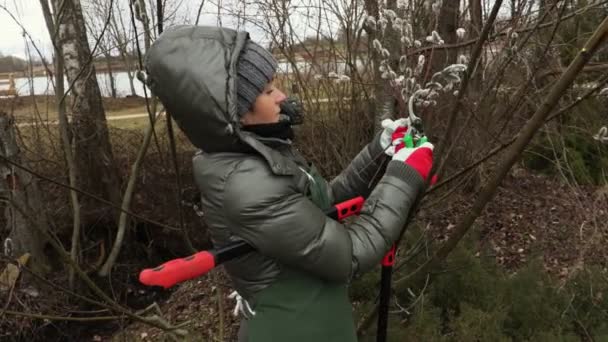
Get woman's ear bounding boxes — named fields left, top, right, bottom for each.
left=240, top=111, right=253, bottom=126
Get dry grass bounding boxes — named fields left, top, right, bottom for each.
left=0, top=95, right=148, bottom=122
left=107, top=115, right=151, bottom=130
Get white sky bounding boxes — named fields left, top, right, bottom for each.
left=0, top=0, right=513, bottom=60
left=0, top=1, right=52, bottom=59
left=0, top=0, right=260, bottom=60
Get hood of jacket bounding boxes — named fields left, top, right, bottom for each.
left=144, top=25, right=297, bottom=176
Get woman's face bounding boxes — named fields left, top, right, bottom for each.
left=240, top=82, right=287, bottom=126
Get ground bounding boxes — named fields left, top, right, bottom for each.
left=424, top=166, right=608, bottom=278
left=0, top=95, right=148, bottom=120
left=106, top=272, right=241, bottom=341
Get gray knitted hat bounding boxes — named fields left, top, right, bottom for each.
left=236, top=40, right=278, bottom=117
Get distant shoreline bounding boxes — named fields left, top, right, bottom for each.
left=0, top=54, right=330, bottom=80
left=0, top=61, right=134, bottom=80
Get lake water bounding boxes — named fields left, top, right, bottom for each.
left=4, top=60, right=366, bottom=97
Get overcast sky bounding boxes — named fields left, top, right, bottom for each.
left=0, top=1, right=52, bottom=59
left=0, top=0, right=513, bottom=60
left=0, top=0, right=265, bottom=60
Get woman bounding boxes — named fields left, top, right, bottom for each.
left=144, top=25, right=434, bottom=341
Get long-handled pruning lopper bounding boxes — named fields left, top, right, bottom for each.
left=377, top=123, right=427, bottom=342
left=139, top=196, right=365, bottom=289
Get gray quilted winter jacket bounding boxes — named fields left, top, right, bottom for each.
left=145, top=25, right=424, bottom=341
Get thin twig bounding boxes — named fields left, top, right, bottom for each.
left=358, top=10, right=608, bottom=335
left=396, top=14, right=608, bottom=292
left=0, top=155, right=180, bottom=231
left=429, top=74, right=608, bottom=193
left=2, top=310, right=121, bottom=322
left=7, top=198, right=189, bottom=335
left=432, top=0, right=505, bottom=180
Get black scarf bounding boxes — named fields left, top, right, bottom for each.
left=242, top=121, right=294, bottom=141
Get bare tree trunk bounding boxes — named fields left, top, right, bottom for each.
left=511, top=0, right=516, bottom=19
left=468, top=0, right=485, bottom=191
left=135, top=0, right=152, bottom=51
left=510, top=0, right=527, bottom=18
left=383, top=0, right=401, bottom=110
left=535, top=0, right=566, bottom=88
left=125, top=62, right=137, bottom=96
left=0, top=112, right=53, bottom=275
left=363, top=0, right=381, bottom=130
left=104, top=52, right=117, bottom=98
left=433, top=0, right=460, bottom=70
left=50, top=0, right=122, bottom=223
left=99, top=0, right=174, bottom=275
left=111, top=1, right=138, bottom=96
left=133, top=0, right=156, bottom=110
left=364, top=0, right=402, bottom=132
left=40, top=0, right=82, bottom=288
left=114, top=41, right=137, bottom=98
left=469, top=0, right=483, bottom=92
left=470, top=0, right=482, bottom=38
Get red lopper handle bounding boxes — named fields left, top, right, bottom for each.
left=139, top=251, right=216, bottom=289
left=138, top=197, right=366, bottom=288
left=335, top=196, right=365, bottom=221
left=381, top=245, right=396, bottom=267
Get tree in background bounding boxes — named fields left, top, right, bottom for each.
left=47, top=0, right=122, bottom=216
left=38, top=0, right=122, bottom=287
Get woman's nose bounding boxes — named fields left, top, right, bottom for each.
left=275, top=90, right=287, bottom=103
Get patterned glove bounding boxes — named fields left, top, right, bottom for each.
left=379, top=118, right=410, bottom=155
left=392, top=141, right=435, bottom=182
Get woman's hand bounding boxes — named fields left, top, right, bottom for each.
left=379, top=118, right=410, bottom=155
left=391, top=141, right=434, bottom=182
